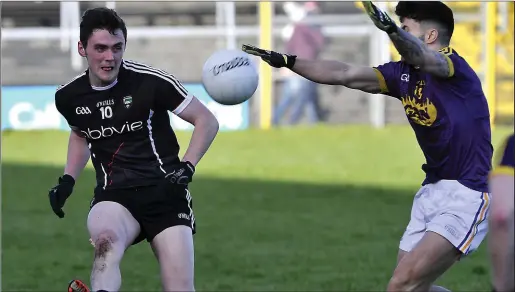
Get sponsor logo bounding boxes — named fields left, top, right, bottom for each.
left=81, top=121, right=144, bottom=140
left=96, top=99, right=115, bottom=108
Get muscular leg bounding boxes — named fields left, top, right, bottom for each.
left=151, top=226, right=195, bottom=292
left=396, top=250, right=452, bottom=292
left=388, top=232, right=460, bottom=292
left=87, top=201, right=141, bottom=292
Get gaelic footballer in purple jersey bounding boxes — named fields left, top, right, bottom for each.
left=374, top=47, right=493, bottom=193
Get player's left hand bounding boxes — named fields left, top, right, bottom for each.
left=165, top=161, right=195, bottom=185
left=362, top=1, right=397, bottom=34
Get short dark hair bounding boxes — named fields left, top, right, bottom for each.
left=395, top=1, right=454, bottom=45
left=79, top=7, right=127, bottom=48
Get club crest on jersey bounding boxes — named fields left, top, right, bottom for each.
left=123, top=96, right=133, bottom=109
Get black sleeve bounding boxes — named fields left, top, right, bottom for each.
left=152, top=73, right=193, bottom=114
left=55, top=89, right=80, bottom=133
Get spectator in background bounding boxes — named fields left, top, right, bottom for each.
left=273, top=1, right=326, bottom=126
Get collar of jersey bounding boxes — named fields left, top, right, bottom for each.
left=91, top=78, right=118, bottom=91
left=438, top=46, right=454, bottom=54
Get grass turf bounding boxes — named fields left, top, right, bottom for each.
left=2, top=125, right=512, bottom=291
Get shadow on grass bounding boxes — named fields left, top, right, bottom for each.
left=2, top=162, right=490, bottom=292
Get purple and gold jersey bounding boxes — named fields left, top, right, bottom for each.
left=374, top=47, right=493, bottom=192
left=491, top=134, right=514, bottom=177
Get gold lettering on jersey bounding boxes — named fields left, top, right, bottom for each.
left=401, top=81, right=437, bottom=127
left=96, top=99, right=115, bottom=108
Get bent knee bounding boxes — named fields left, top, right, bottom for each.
left=93, top=231, right=123, bottom=259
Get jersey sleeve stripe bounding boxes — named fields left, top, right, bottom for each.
left=124, top=60, right=188, bottom=92
left=122, top=62, right=188, bottom=97
left=56, top=72, right=86, bottom=92
left=438, top=47, right=455, bottom=78
left=122, top=60, right=188, bottom=96
left=173, top=96, right=193, bottom=115
left=372, top=68, right=389, bottom=93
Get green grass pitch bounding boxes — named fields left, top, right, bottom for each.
left=2, top=125, right=512, bottom=291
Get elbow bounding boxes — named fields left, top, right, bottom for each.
left=337, top=68, right=354, bottom=87
left=208, top=109, right=219, bottom=132
left=338, top=67, right=362, bottom=89
left=212, top=116, right=220, bottom=134
left=199, top=111, right=219, bottom=134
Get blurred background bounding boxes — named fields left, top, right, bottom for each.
left=1, top=1, right=513, bottom=130
left=1, top=2, right=514, bottom=291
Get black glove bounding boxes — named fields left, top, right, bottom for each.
left=242, top=44, right=297, bottom=69
left=48, top=174, right=75, bottom=218
left=165, top=161, right=195, bottom=185
left=362, top=1, right=398, bottom=35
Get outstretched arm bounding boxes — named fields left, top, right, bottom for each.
left=241, top=44, right=385, bottom=94
left=291, top=59, right=384, bottom=94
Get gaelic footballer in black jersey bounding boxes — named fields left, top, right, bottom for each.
left=55, top=59, right=193, bottom=191
left=49, top=7, right=219, bottom=292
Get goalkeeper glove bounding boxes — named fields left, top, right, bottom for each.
left=362, top=1, right=398, bottom=35
left=48, top=174, right=75, bottom=218
left=165, top=161, right=195, bottom=185
left=242, top=44, right=297, bottom=69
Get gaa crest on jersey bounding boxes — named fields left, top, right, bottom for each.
left=123, top=96, right=133, bottom=109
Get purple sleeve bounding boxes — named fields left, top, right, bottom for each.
left=373, top=61, right=403, bottom=98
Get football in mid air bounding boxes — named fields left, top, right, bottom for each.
left=201, top=49, right=259, bottom=106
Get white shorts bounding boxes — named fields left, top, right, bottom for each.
left=399, top=180, right=491, bottom=256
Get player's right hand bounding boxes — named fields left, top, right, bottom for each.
left=48, top=174, right=75, bottom=218
left=242, top=44, right=297, bottom=69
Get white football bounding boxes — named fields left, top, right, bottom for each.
left=201, top=49, right=259, bottom=106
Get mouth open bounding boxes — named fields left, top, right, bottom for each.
left=101, top=66, right=114, bottom=72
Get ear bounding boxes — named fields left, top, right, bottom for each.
left=426, top=28, right=439, bottom=44
left=78, top=41, right=86, bottom=57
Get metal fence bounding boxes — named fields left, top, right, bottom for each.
left=1, top=1, right=512, bottom=130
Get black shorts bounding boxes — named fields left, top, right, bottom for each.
left=90, top=182, right=196, bottom=245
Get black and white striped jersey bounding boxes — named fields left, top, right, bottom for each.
left=55, top=59, right=193, bottom=190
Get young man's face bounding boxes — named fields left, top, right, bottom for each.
left=79, top=28, right=125, bottom=86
